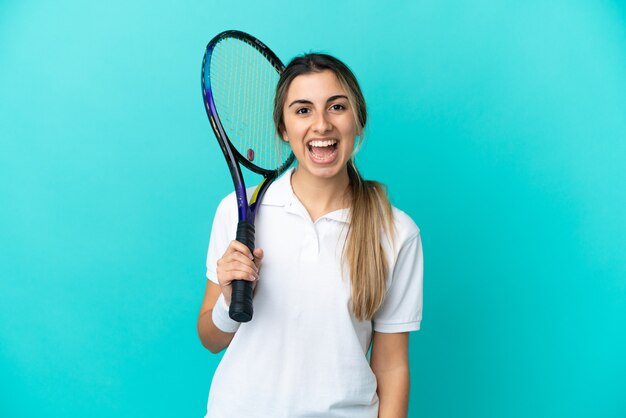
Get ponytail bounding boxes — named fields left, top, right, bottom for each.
left=345, top=160, right=394, bottom=320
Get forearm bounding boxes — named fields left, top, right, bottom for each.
left=197, top=303, right=236, bottom=353
left=375, top=365, right=409, bottom=418
left=198, top=279, right=241, bottom=353
left=198, top=288, right=239, bottom=353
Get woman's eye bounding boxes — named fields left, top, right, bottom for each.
left=330, top=104, right=346, bottom=111
left=296, top=108, right=310, bottom=114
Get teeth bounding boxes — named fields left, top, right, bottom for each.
left=309, top=139, right=337, bottom=147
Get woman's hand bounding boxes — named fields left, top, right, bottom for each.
left=216, top=240, right=264, bottom=305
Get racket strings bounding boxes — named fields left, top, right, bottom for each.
left=209, top=38, right=291, bottom=171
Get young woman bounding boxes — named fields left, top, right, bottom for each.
left=198, top=54, right=423, bottom=418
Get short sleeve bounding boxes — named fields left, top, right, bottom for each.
left=372, top=232, right=423, bottom=333
left=206, top=193, right=237, bottom=285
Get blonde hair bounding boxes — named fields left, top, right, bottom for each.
left=274, top=54, right=394, bottom=320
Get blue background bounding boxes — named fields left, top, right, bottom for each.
left=1, top=0, right=625, bottom=417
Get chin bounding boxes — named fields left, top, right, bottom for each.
left=302, top=162, right=348, bottom=179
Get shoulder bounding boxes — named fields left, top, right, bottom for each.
left=215, top=190, right=237, bottom=211
left=380, top=205, right=421, bottom=268
left=390, top=206, right=421, bottom=245
left=209, top=186, right=256, bottom=244
left=208, top=191, right=238, bottom=242
left=213, top=190, right=237, bottom=223
left=213, top=186, right=259, bottom=216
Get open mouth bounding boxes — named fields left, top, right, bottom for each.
left=307, top=139, right=338, bottom=163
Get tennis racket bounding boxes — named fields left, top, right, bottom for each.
left=201, top=30, right=294, bottom=322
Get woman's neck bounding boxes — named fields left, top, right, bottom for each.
left=290, top=167, right=351, bottom=222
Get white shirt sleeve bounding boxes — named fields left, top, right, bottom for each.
left=206, top=193, right=237, bottom=285
left=205, top=193, right=241, bottom=333
left=372, top=231, right=424, bottom=333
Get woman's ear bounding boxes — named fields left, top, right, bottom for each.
left=281, top=131, right=289, bottom=142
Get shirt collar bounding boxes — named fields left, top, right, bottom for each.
left=260, top=167, right=297, bottom=207
left=261, top=167, right=351, bottom=224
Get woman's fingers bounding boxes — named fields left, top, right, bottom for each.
left=252, top=248, right=264, bottom=271
left=219, top=250, right=258, bottom=272
left=217, top=260, right=258, bottom=281
left=216, top=241, right=264, bottom=291
left=225, top=240, right=254, bottom=259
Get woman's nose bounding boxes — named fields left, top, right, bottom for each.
left=313, top=112, right=332, bottom=134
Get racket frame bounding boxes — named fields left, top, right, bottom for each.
left=201, top=30, right=294, bottom=322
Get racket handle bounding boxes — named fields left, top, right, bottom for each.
left=229, top=221, right=255, bottom=322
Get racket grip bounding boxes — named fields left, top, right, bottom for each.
left=229, top=221, right=255, bottom=322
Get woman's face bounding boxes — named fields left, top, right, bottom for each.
left=281, top=70, right=358, bottom=182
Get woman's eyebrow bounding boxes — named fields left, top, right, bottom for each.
left=288, top=99, right=313, bottom=108
left=327, top=95, right=348, bottom=102
left=288, top=95, right=349, bottom=108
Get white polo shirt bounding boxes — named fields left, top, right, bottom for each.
left=204, top=168, right=423, bottom=418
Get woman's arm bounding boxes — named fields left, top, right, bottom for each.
left=197, top=242, right=263, bottom=353
left=370, top=331, right=410, bottom=418
left=197, top=280, right=236, bottom=353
